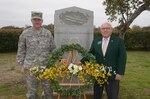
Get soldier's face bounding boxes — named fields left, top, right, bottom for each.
left=31, top=18, right=43, bottom=29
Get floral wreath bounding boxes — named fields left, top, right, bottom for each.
left=30, top=44, right=112, bottom=96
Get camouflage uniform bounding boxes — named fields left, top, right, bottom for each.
left=17, top=27, right=55, bottom=99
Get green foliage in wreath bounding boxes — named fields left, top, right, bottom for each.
left=47, top=44, right=96, bottom=96
left=47, top=44, right=96, bottom=68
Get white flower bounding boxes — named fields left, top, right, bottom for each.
left=101, top=67, right=105, bottom=71
left=73, top=65, right=78, bottom=74
left=74, top=64, right=78, bottom=69
left=108, top=67, right=112, bottom=72
left=68, top=63, right=74, bottom=73
left=30, top=66, right=37, bottom=71
left=68, top=63, right=82, bottom=74
left=41, top=66, right=46, bottom=69
left=73, top=69, right=78, bottom=74
left=78, top=66, right=82, bottom=71
left=114, top=71, right=116, bottom=75
left=95, top=69, right=99, bottom=72
left=68, top=63, right=73, bottom=69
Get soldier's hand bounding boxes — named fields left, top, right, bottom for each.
left=20, top=67, right=25, bottom=74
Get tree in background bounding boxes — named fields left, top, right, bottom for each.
left=103, top=0, right=150, bottom=39
left=1, top=25, right=22, bottom=29
left=142, top=26, right=150, bottom=30
left=132, top=25, right=141, bottom=29
left=43, top=24, right=54, bottom=33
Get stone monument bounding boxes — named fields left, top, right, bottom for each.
left=54, top=6, right=94, bottom=50
left=54, top=6, right=94, bottom=98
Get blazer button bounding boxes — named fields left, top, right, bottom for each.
left=103, top=58, right=106, bottom=60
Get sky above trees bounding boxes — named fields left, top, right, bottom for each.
left=0, top=0, right=149, bottom=28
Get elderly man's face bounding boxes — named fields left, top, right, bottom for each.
left=100, top=23, right=113, bottom=38
left=31, top=18, right=43, bottom=29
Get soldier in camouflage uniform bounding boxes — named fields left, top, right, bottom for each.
left=17, top=11, right=56, bottom=99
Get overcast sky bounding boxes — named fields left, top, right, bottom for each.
left=0, top=0, right=150, bottom=28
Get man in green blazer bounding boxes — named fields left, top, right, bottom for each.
left=90, top=22, right=127, bottom=99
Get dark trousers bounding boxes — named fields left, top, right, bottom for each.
left=94, top=80, right=119, bottom=99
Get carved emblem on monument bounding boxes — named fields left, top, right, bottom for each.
left=59, top=11, right=89, bottom=25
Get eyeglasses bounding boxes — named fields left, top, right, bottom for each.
left=101, top=27, right=111, bottom=30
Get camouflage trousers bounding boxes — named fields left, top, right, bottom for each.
left=25, top=69, right=53, bottom=99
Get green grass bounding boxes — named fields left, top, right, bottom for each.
left=0, top=83, right=26, bottom=96
left=0, top=52, right=150, bottom=99
left=119, top=51, right=150, bottom=99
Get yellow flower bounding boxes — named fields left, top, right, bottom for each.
left=30, top=61, right=112, bottom=86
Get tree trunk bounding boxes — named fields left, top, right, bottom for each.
left=119, top=3, right=150, bottom=40
left=119, top=32, right=125, bottom=40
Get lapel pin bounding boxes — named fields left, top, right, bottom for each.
left=97, top=41, right=102, bottom=45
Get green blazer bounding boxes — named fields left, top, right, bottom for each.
left=89, top=35, right=127, bottom=80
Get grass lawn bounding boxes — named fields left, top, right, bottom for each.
left=119, top=51, right=150, bottom=99
left=0, top=51, right=150, bottom=99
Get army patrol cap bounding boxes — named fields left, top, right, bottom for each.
left=31, top=11, right=43, bottom=20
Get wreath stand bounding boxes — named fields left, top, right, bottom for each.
left=56, top=49, right=87, bottom=99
